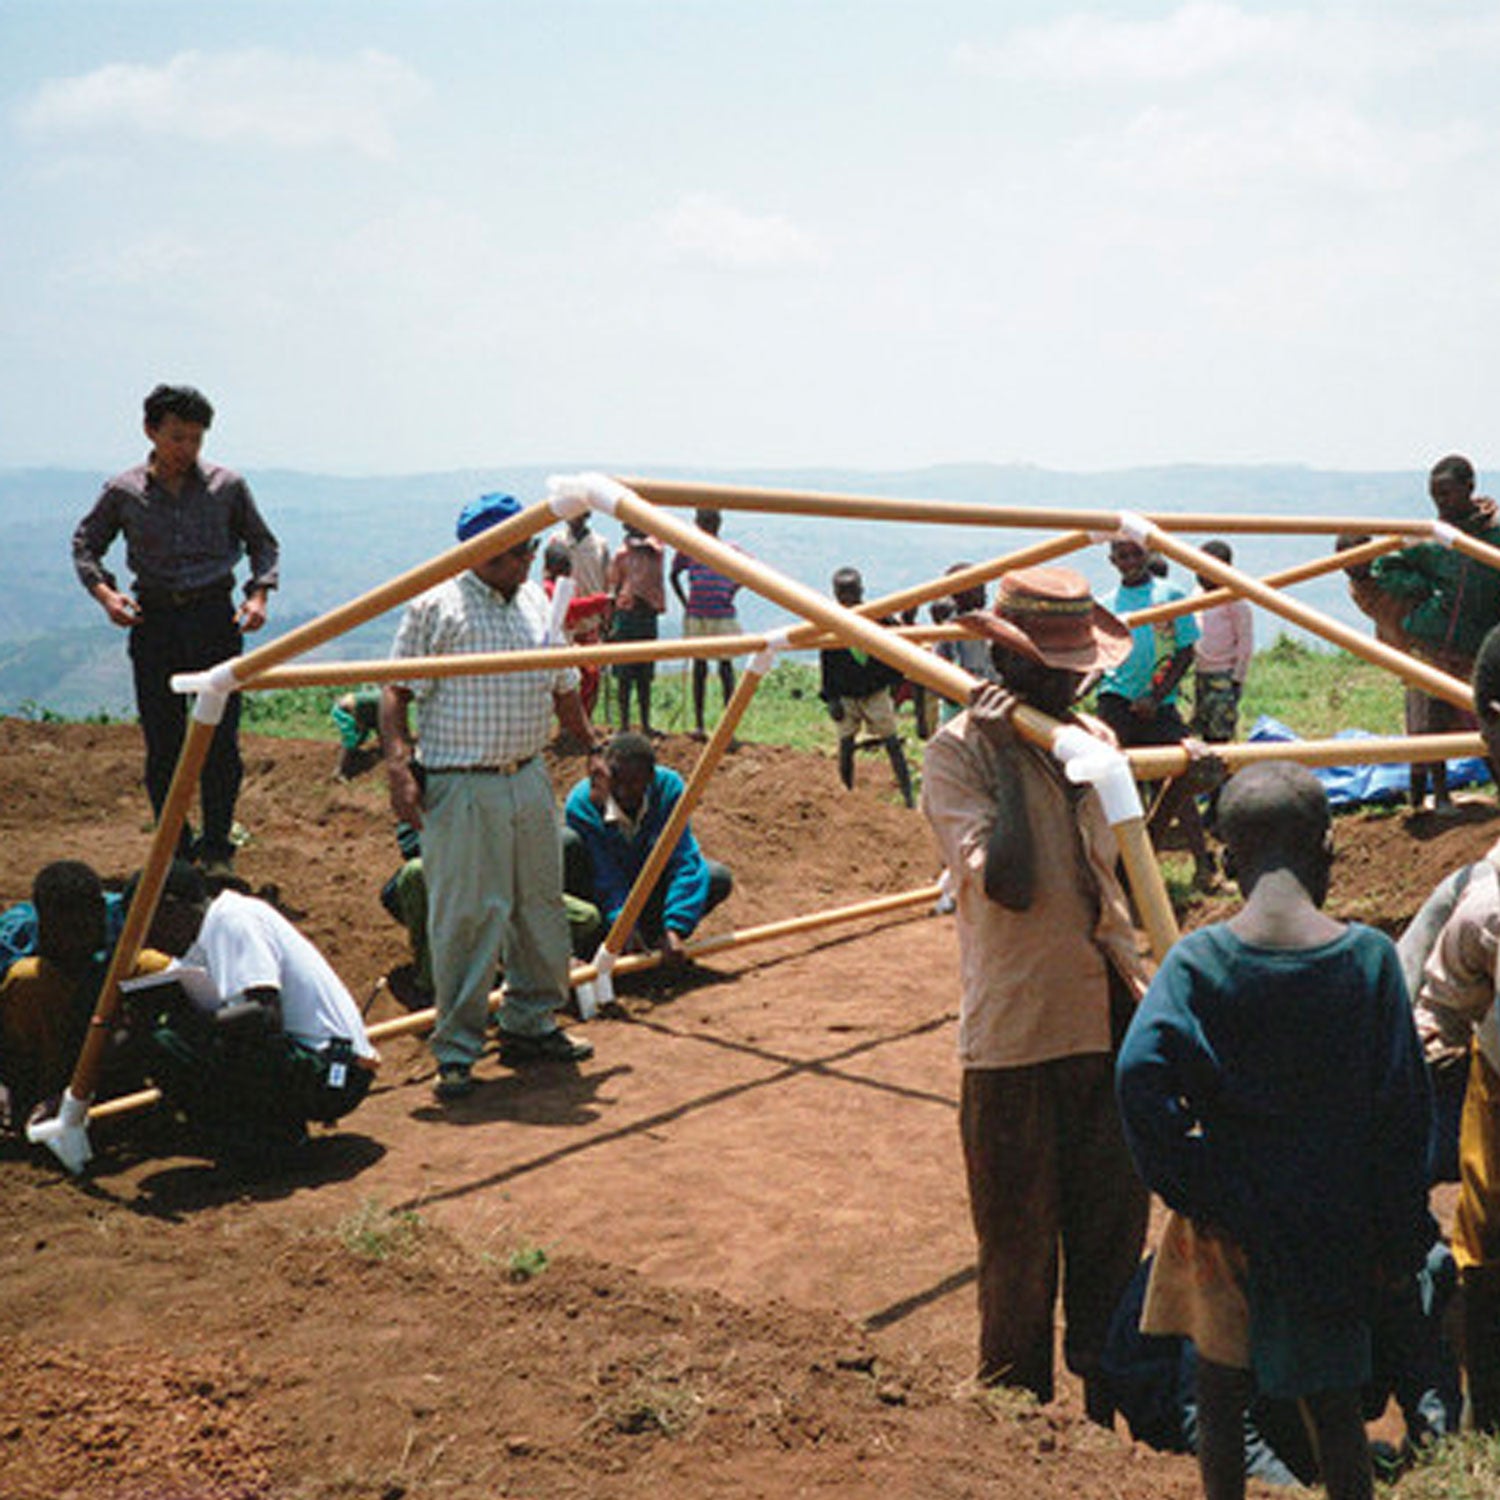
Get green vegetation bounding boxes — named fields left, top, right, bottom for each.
left=506, top=1242, right=550, bottom=1282
left=336, top=1200, right=426, bottom=1261
left=19, top=636, right=1412, bottom=751
left=1236, top=634, right=1404, bottom=740
left=1394, top=1431, right=1500, bottom=1499
left=241, top=683, right=347, bottom=738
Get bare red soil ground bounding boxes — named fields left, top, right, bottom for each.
left=0, top=718, right=1490, bottom=1499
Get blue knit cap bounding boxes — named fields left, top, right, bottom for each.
left=455, top=491, right=522, bottom=542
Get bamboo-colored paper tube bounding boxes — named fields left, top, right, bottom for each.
left=604, top=486, right=1181, bottom=959
left=62, top=716, right=219, bottom=1107
left=601, top=658, right=765, bottom=957
left=1127, top=536, right=1406, bottom=626
left=616, top=476, right=1442, bottom=541
left=222, top=502, right=556, bottom=690
left=606, top=489, right=975, bottom=703
left=1003, top=704, right=1181, bottom=960
left=88, top=1086, right=163, bottom=1123
left=1447, top=529, right=1500, bottom=575
left=362, top=882, right=948, bottom=1046
left=784, top=531, right=1093, bottom=650
left=1145, top=530, right=1473, bottom=710
left=1125, top=731, right=1487, bottom=782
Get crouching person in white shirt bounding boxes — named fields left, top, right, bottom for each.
left=128, top=862, right=380, bottom=1176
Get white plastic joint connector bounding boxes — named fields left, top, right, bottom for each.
left=1430, top=520, right=1460, bottom=549
left=750, top=628, right=792, bottom=677
left=26, top=1088, right=94, bottom=1175
left=581, top=945, right=617, bottom=1016
left=1050, top=723, right=1143, bottom=826
left=545, top=474, right=590, bottom=520
left=547, top=575, right=575, bottom=645
left=168, top=660, right=239, bottom=725
left=1114, top=511, right=1154, bottom=547
left=546, top=472, right=635, bottom=519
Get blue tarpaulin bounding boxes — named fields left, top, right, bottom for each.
left=1246, top=716, right=1492, bottom=808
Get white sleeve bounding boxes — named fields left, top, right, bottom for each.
left=196, top=902, right=281, bottom=1001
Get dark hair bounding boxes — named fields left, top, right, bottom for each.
left=32, top=861, right=105, bottom=962
left=543, top=539, right=571, bottom=574
left=604, top=731, right=656, bottom=772
left=1474, top=625, right=1500, bottom=729
left=143, top=384, right=214, bottom=430
left=1431, top=454, right=1475, bottom=486
left=1217, top=761, right=1329, bottom=867
left=694, top=508, right=723, bottom=534
left=832, top=566, right=863, bottom=593
left=1200, top=539, right=1233, bottom=565
left=123, top=859, right=208, bottom=909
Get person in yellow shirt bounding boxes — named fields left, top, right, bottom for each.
left=0, top=861, right=169, bottom=1132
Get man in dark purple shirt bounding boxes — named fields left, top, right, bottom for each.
left=72, top=385, right=279, bottom=874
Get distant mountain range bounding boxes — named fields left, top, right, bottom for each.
left=0, top=461, right=1428, bottom=716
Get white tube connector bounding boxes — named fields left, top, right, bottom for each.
left=1430, top=520, right=1461, bottom=549
left=169, top=660, right=240, bottom=726
left=545, top=475, right=590, bottom=521
left=1115, top=511, right=1154, bottom=547
left=547, top=575, right=575, bottom=645
left=579, top=945, right=617, bottom=1017
left=1050, top=723, right=1143, bottom=826
left=750, top=627, right=792, bottom=677
left=27, top=1089, right=94, bottom=1175
left=547, top=472, right=636, bottom=519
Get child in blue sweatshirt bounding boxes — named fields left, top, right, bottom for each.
left=1116, top=761, right=1432, bottom=1500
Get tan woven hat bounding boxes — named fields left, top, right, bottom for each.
left=955, top=565, right=1132, bottom=673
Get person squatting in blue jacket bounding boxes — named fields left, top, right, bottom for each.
left=563, top=733, right=732, bottom=962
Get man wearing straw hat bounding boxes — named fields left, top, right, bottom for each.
left=381, top=493, right=598, bottom=1103
left=921, top=565, right=1147, bottom=1424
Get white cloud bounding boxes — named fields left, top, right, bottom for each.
left=954, top=3, right=1500, bottom=85
left=660, top=193, right=829, bottom=272
left=18, top=49, right=427, bottom=160
left=1079, top=98, right=1482, bottom=197
left=57, top=232, right=206, bottom=288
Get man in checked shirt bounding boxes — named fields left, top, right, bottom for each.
left=381, top=493, right=599, bottom=1102
left=72, top=384, right=279, bottom=877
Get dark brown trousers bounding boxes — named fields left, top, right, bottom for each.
left=960, top=1051, right=1148, bottom=1402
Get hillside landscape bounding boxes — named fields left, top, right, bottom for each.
left=0, top=461, right=1429, bottom=715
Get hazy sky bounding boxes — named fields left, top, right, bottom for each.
left=3, top=1, right=1497, bottom=476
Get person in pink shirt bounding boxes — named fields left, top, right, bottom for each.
left=1191, top=540, right=1254, bottom=745
left=607, top=526, right=667, bottom=735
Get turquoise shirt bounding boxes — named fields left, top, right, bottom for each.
left=1100, top=576, right=1200, bottom=703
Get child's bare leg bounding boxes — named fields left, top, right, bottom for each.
left=1196, top=1357, right=1252, bottom=1500
left=691, top=659, right=708, bottom=736
left=1432, top=761, right=1452, bottom=809
left=1300, top=1387, right=1372, bottom=1500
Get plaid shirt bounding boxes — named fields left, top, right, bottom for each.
left=393, top=573, right=579, bottom=768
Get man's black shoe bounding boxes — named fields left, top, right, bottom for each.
left=497, top=1028, right=594, bottom=1066
left=434, top=1063, right=476, bottom=1101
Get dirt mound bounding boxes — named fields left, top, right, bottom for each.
left=0, top=719, right=1493, bottom=1498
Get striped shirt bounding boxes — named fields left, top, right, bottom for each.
left=393, top=573, right=579, bottom=768
left=671, top=548, right=743, bottom=619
